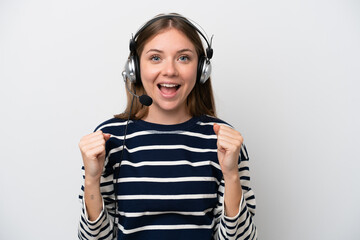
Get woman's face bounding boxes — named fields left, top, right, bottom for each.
left=139, top=28, right=198, bottom=118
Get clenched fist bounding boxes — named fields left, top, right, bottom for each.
left=213, top=123, right=243, bottom=178
left=78, top=131, right=111, bottom=182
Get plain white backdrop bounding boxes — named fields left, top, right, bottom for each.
left=1, top=0, right=359, bottom=239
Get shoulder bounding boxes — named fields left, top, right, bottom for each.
left=93, top=117, right=128, bottom=134
left=190, top=115, right=234, bottom=136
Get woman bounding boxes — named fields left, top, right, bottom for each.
left=78, top=13, right=257, bottom=240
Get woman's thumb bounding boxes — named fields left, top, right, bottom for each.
left=213, top=123, right=220, bottom=135
left=103, top=133, right=111, bottom=141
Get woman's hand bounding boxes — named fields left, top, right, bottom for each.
left=213, top=123, right=243, bottom=178
left=78, top=130, right=111, bottom=183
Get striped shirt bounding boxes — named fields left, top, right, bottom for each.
left=78, top=115, right=257, bottom=240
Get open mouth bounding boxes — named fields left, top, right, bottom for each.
left=157, top=83, right=181, bottom=95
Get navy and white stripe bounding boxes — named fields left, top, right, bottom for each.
left=78, top=115, right=257, bottom=239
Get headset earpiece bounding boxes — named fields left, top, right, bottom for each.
left=197, top=56, right=212, bottom=84
left=124, top=53, right=140, bottom=84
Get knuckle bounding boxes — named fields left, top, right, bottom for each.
left=81, top=145, right=89, bottom=153
left=99, top=145, right=105, bottom=152
left=84, top=152, right=92, bottom=159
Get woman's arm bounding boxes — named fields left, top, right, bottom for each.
left=78, top=131, right=114, bottom=239
left=79, top=131, right=110, bottom=220
left=213, top=124, right=257, bottom=239
left=213, top=123, right=243, bottom=216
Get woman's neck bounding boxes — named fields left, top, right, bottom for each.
left=142, top=106, right=192, bottom=125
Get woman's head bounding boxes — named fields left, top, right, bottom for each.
left=116, top=13, right=216, bottom=120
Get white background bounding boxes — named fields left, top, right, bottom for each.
left=1, top=0, right=359, bottom=239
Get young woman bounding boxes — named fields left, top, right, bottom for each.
left=78, top=13, right=257, bottom=240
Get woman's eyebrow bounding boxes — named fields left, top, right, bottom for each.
left=145, top=48, right=194, bottom=54
left=177, top=48, right=194, bottom=54
left=146, top=49, right=163, bottom=54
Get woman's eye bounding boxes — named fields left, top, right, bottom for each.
left=179, top=55, right=189, bottom=62
left=150, top=55, right=161, bottom=62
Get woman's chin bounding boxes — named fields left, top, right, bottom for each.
left=151, top=101, right=187, bottom=114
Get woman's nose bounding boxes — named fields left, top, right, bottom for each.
left=162, top=59, right=178, bottom=77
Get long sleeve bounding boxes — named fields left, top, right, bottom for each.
left=77, top=116, right=257, bottom=240
left=213, top=145, right=257, bottom=240
left=78, top=164, right=116, bottom=240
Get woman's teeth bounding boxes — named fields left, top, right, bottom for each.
left=158, top=83, right=180, bottom=90
left=160, top=83, right=179, bottom=88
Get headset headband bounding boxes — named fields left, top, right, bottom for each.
left=130, top=14, right=214, bottom=59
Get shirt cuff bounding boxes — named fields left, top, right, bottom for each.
left=83, top=196, right=105, bottom=224
left=223, top=192, right=244, bottom=221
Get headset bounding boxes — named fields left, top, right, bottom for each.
left=123, top=14, right=214, bottom=86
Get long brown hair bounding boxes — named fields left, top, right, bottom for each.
left=115, top=14, right=217, bottom=120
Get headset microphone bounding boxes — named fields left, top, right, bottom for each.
left=138, top=95, right=153, bottom=106
left=122, top=71, right=153, bottom=106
